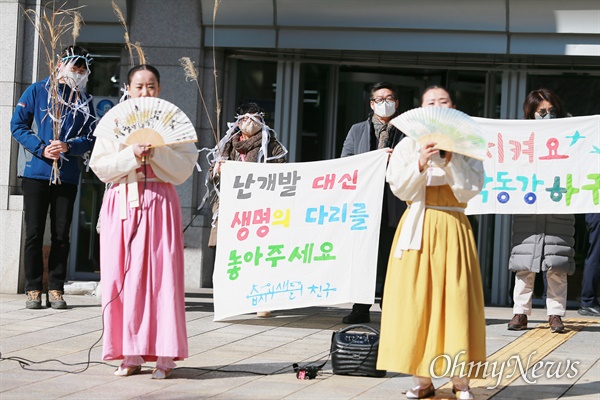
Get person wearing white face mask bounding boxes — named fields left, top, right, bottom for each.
left=58, top=68, right=89, bottom=92
left=10, top=45, right=96, bottom=310
left=507, top=88, right=575, bottom=334
left=208, top=103, right=287, bottom=318
left=239, top=115, right=263, bottom=137
left=340, top=82, right=407, bottom=324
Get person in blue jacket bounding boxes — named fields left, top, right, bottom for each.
left=10, top=45, right=96, bottom=309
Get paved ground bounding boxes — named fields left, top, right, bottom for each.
left=0, top=290, right=598, bottom=399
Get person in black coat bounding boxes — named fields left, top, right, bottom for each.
left=340, top=81, right=406, bottom=324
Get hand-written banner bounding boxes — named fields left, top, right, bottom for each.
left=466, top=115, right=600, bottom=215
left=213, top=150, right=388, bottom=321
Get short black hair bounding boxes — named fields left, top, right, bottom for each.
left=60, top=45, right=91, bottom=69
left=236, top=102, right=264, bottom=115
left=127, top=64, right=161, bottom=85
left=421, top=85, right=454, bottom=104
left=370, top=82, right=398, bottom=100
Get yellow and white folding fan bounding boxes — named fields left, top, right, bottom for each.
left=93, top=97, right=197, bottom=146
left=390, top=107, right=486, bottom=160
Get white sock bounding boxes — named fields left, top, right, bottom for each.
left=451, top=376, right=470, bottom=391
left=156, top=356, right=176, bottom=371
left=412, top=375, right=432, bottom=388
left=122, top=355, right=144, bottom=367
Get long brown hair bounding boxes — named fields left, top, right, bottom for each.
left=523, top=88, right=566, bottom=119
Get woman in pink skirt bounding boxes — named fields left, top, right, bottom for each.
left=89, top=64, right=197, bottom=379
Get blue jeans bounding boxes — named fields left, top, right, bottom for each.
left=581, top=213, right=600, bottom=307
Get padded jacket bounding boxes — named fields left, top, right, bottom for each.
left=509, top=214, right=576, bottom=274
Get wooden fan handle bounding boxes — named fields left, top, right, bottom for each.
left=125, top=128, right=165, bottom=146
left=141, top=138, right=198, bottom=148
left=125, top=128, right=197, bottom=148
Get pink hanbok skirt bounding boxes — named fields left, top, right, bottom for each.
left=100, top=179, right=188, bottom=362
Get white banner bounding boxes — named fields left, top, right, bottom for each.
left=466, top=115, right=600, bottom=215
left=213, top=149, right=389, bottom=321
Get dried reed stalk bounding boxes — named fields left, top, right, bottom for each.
left=212, top=0, right=222, bottom=140
left=72, top=11, right=82, bottom=43
left=179, top=0, right=222, bottom=151
left=132, top=42, right=146, bottom=65
left=23, top=1, right=85, bottom=184
left=180, top=57, right=218, bottom=148
left=112, top=1, right=135, bottom=66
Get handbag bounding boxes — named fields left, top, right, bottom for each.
left=330, top=324, right=386, bottom=377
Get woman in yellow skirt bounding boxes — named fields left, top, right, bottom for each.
left=377, top=87, right=486, bottom=400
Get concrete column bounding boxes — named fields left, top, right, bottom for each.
left=1, top=0, right=82, bottom=294
left=127, top=0, right=216, bottom=289
left=0, top=0, right=29, bottom=293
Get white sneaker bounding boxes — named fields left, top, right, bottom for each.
left=405, top=383, right=435, bottom=399
left=257, top=311, right=272, bottom=318
left=455, top=389, right=474, bottom=399
left=151, top=368, right=172, bottom=379
left=114, top=365, right=141, bottom=376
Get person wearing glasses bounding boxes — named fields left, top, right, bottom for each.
left=339, top=82, right=406, bottom=324
left=507, top=88, right=575, bottom=333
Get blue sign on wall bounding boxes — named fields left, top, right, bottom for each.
left=96, top=99, right=115, bottom=118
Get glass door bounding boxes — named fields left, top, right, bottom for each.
left=69, top=45, right=121, bottom=281
left=333, top=66, right=502, bottom=304
left=297, top=64, right=334, bottom=161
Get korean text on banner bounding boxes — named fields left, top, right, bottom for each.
left=466, top=115, right=600, bottom=215
left=213, top=149, right=389, bottom=321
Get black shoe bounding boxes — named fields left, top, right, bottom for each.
left=578, top=305, right=600, bottom=317
left=342, top=310, right=370, bottom=324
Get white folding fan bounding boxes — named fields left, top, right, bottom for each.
left=390, top=107, right=486, bottom=160
left=93, top=97, right=197, bottom=146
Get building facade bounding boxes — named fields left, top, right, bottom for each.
left=1, top=0, right=599, bottom=307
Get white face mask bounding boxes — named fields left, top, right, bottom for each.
left=374, top=100, right=396, bottom=118
left=240, top=119, right=262, bottom=136
left=534, top=112, right=556, bottom=120
left=60, top=70, right=89, bottom=91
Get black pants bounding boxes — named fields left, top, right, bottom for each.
left=352, top=221, right=396, bottom=314
left=22, top=178, right=78, bottom=292
left=581, top=213, right=600, bottom=307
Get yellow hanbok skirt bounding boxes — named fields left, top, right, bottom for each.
left=376, top=185, right=486, bottom=378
